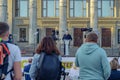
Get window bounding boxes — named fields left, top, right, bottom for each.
left=74, top=28, right=83, bottom=47
left=15, top=0, right=29, bottom=17
left=70, top=0, right=86, bottom=17
left=118, top=29, right=120, bottom=44
left=102, top=28, right=111, bottom=47
left=42, top=0, right=59, bottom=17
left=98, top=0, right=114, bottom=17
left=19, top=28, right=26, bottom=42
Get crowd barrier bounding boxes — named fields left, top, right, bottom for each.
left=21, top=57, right=119, bottom=72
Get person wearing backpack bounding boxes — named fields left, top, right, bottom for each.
left=29, top=36, right=62, bottom=80
left=0, top=22, right=22, bottom=80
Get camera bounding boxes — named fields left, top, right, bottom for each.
left=81, top=28, right=92, bottom=32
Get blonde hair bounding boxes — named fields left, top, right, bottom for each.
left=110, top=58, right=119, bottom=70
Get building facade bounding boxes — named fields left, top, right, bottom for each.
left=5, top=0, right=120, bottom=55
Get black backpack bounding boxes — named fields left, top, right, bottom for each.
left=36, top=52, right=61, bottom=80
left=0, top=43, right=13, bottom=80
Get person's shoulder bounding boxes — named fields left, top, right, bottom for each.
left=7, top=43, right=21, bottom=56
left=115, top=70, right=120, bottom=74
left=97, top=47, right=107, bottom=57
left=68, top=34, right=71, bottom=36
left=33, top=54, right=40, bottom=59
left=111, top=70, right=120, bottom=77
left=7, top=43, right=19, bottom=49
left=97, top=47, right=106, bottom=52
left=25, top=64, right=31, bottom=68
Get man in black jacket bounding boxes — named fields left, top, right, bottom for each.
left=62, top=30, right=72, bottom=55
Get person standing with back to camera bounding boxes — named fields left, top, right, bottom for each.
left=29, top=36, right=62, bottom=80
left=75, top=32, right=111, bottom=80
left=0, top=22, right=22, bottom=80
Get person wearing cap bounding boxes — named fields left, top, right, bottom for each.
left=75, top=32, right=111, bottom=80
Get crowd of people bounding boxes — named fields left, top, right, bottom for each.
left=1, top=22, right=120, bottom=80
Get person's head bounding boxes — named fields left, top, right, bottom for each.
left=85, top=32, right=98, bottom=43
left=110, top=58, right=119, bottom=70
left=9, top=34, right=13, bottom=39
left=65, top=30, right=68, bottom=35
left=0, top=22, right=9, bottom=40
left=113, top=57, right=118, bottom=62
left=28, top=58, right=32, bottom=63
left=36, top=36, right=60, bottom=55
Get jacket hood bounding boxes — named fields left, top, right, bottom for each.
left=80, top=42, right=99, bottom=55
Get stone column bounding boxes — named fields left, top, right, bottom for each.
left=115, top=0, right=120, bottom=17
left=59, top=0, right=67, bottom=55
left=59, top=0, right=67, bottom=42
left=0, top=0, right=7, bottom=22
left=90, top=0, right=98, bottom=33
left=86, top=0, right=90, bottom=17
left=29, top=0, right=37, bottom=45
left=7, top=0, right=13, bottom=33
left=90, top=0, right=100, bottom=45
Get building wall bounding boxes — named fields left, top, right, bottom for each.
left=7, top=0, right=120, bottom=49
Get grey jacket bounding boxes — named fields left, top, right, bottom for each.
left=29, top=53, right=62, bottom=80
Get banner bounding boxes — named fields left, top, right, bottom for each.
left=21, top=57, right=119, bottom=72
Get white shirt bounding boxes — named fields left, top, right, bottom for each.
left=5, top=43, right=21, bottom=80
left=68, top=67, right=79, bottom=80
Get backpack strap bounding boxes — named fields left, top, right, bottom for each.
left=0, top=45, right=5, bottom=65
left=37, top=52, right=45, bottom=69
left=36, top=52, right=45, bottom=80
left=0, top=43, right=10, bottom=55
left=0, top=43, right=10, bottom=65
left=0, top=43, right=12, bottom=80
left=0, top=68, right=13, bottom=80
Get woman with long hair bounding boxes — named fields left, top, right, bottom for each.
left=36, top=36, right=60, bottom=55
left=29, top=36, right=61, bottom=80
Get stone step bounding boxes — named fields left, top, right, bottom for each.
left=20, top=45, right=120, bottom=57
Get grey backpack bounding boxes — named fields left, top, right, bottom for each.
left=36, top=52, right=61, bottom=80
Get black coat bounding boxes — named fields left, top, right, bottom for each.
left=62, top=34, right=72, bottom=40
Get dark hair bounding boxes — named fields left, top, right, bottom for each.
left=110, top=58, right=119, bottom=70
left=28, top=58, right=32, bottom=63
left=0, top=22, right=9, bottom=35
left=36, top=36, right=60, bottom=55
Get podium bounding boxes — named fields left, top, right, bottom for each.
left=64, top=40, right=70, bottom=56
